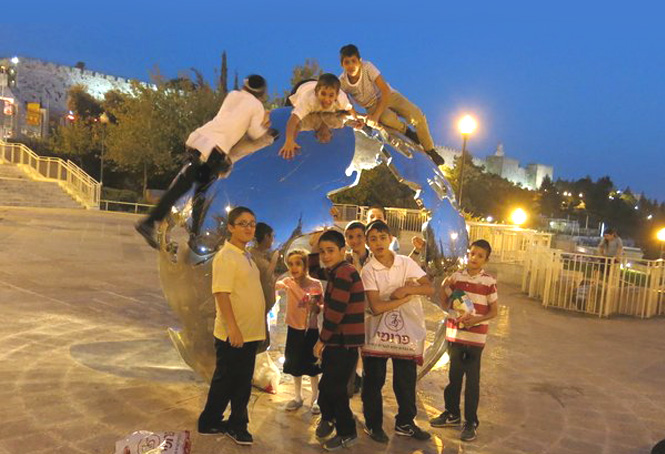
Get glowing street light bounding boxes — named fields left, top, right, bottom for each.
left=10, top=56, right=19, bottom=65
left=657, top=227, right=665, bottom=259
left=456, top=114, right=477, bottom=209
left=510, top=208, right=528, bottom=226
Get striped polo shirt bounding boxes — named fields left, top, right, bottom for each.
left=445, top=269, right=498, bottom=347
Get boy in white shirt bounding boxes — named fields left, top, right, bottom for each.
left=135, top=75, right=278, bottom=248
left=279, top=74, right=358, bottom=160
left=360, top=220, right=434, bottom=444
left=338, top=44, right=445, bottom=167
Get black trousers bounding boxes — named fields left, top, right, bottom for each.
left=318, top=346, right=358, bottom=437
left=147, top=148, right=229, bottom=225
left=199, top=338, right=259, bottom=431
left=444, top=342, right=483, bottom=425
left=362, top=356, right=417, bottom=430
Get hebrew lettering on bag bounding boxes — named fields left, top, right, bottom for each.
left=376, top=331, right=411, bottom=345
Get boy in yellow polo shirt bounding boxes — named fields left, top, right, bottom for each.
left=198, top=206, right=266, bottom=446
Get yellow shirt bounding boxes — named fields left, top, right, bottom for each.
left=211, top=241, right=266, bottom=342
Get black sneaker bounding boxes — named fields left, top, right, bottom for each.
left=322, top=434, right=358, bottom=451
left=316, top=419, right=335, bottom=439
left=226, top=427, right=253, bottom=446
left=135, top=220, right=158, bottom=249
left=430, top=410, right=461, bottom=427
left=426, top=149, right=445, bottom=166
left=363, top=426, right=389, bottom=444
left=460, top=421, right=477, bottom=442
left=404, top=128, right=421, bottom=144
left=395, top=422, right=431, bottom=441
left=198, top=420, right=227, bottom=436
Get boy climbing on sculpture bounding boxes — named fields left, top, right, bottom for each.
left=279, top=73, right=361, bottom=160
left=135, top=74, right=278, bottom=249
left=338, top=44, right=445, bottom=167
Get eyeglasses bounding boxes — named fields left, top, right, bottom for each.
left=232, top=221, right=256, bottom=228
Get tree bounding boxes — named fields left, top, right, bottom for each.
left=537, top=175, right=562, bottom=217
left=268, top=59, right=323, bottom=108
left=220, top=51, right=228, bottom=94
left=51, top=85, right=104, bottom=169
left=104, top=70, right=226, bottom=196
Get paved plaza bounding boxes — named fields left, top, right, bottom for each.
left=0, top=206, right=664, bottom=454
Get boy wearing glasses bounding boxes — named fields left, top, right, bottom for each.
left=197, top=206, right=266, bottom=446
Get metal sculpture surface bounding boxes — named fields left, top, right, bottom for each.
left=157, top=107, right=468, bottom=381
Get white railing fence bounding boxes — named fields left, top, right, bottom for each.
left=333, top=203, right=428, bottom=234
left=522, top=246, right=665, bottom=318
left=0, top=140, right=101, bottom=209
left=467, top=222, right=553, bottom=264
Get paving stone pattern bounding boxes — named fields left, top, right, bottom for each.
left=0, top=207, right=663, bottom=454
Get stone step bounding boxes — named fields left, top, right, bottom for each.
left=0, top=164, right=82, bottom=209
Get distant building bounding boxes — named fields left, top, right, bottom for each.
left=0, top=56, right=144, bottom=140
left=433, top=143, right=553, bottom=191
left=484, top=143, right=553, bottom=190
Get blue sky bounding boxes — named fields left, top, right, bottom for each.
left=3, top=0, right=664, bottom=200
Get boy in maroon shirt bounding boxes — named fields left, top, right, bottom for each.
left=309, top=230, right=365, bottom=451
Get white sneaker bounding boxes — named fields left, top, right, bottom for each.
left=311, top=401, right=321, bottom=415
left=286, top=399, right=303, bottom=411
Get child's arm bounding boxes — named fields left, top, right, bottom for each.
left=439, top=275, right=457, bottom=310
left=366, top=290, right=412, bottom=314
left=279, top=114, right=302, bottom=159
left=458, top=300, right=498, bottom=327
left=215, top=292, right=244, bottom=347
left=366, top=75, right=392, bottom=127
left=390, top=275, right=434, bottom=300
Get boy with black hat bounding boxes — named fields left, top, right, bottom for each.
left=135, top=74, right=278, bottom=248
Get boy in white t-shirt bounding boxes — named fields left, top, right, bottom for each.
left=360, top=220, right=434, bottom=444
left=279, top=74, right=359, bottom=160
left=338, top=44, right=444, bottom=167
left=135, top=75, right=278, bottom=249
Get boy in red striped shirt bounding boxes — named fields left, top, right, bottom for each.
left=308, top=230, right=365, bottom=451
left=430, top=239, right=498, bottom=442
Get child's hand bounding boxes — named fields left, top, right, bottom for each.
left=313, top=340, right=324, bottom=359
left=412, top=236, right=425, bottom=251
left=458, top=313, right=481, bottom=327
left=228, top=325, right=244, bottom=348
left=279, top=140, right=301, bottom=160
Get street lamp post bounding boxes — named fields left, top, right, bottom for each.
left=457, top=115, right=477, bottom=208
left=99, top=112, right=109, bottom=185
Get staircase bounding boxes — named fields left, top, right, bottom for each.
left=0, top=140, right=100, bottom=209
left=0, top=163, right=82, bottom=209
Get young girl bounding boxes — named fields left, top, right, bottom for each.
left=276, top=249, right=324, bottom=414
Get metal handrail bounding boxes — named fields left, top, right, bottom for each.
left=100, top=199, right=155, bottom=214
left=0, top=140, right=101, bottom=209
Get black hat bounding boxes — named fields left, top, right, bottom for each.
left=244, top=74, right=267, bottom=98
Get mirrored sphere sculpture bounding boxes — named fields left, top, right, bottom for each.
left=158, top=107, right=468, bottom=381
